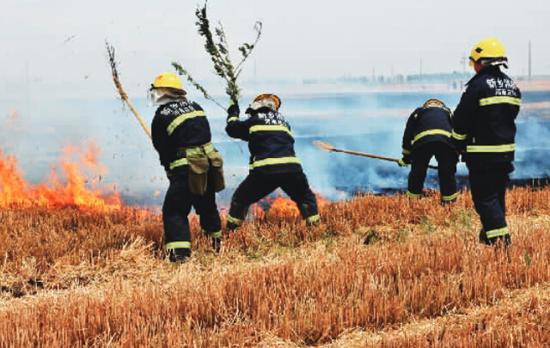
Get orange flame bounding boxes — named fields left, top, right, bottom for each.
left=0, top=143, right=122, bottom=211
left=253, top=193, right=329, bottom=219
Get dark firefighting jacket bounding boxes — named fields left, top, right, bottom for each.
left=401, top=104, right=453, bottom=157
left=151, top=99, right=212, bottom=173
left=225, top=106, right=302, bottom=174
left=452, top=66, right=521, bottom=163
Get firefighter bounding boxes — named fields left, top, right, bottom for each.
left=150, top=72, right=225, bottom=262
left=451, top=37, right=521, bottom=246
left=225, top=94, right=320, bottom=229
left=399, top=99, right=458, bottom=203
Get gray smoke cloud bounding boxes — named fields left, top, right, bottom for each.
left=1, top=90, right=549, bottom=206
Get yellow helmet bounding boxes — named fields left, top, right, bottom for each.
left=469, top=37, right=508, bottom=67
left=253, top=93, right=281, bottom=110
left=151, top=72, right=185, bottom=92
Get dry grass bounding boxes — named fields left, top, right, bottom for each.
left=0, top=187, right=549, bottom=347
left=319, top=283, right=550, bottom=348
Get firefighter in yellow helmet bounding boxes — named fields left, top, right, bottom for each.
left=150, top=72, right=225, bottom=262
left=224, top=94, right=320, bottom=229
left=451, top=38, right=521, bottom=246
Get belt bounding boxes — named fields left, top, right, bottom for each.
left=169, top=143, right=215, bottom=170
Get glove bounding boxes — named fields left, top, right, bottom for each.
left=398, top=155, right=411, bottom=167
left=227, top=103, right=240, bottom=117
left=453, top=149, right=465, bottom=163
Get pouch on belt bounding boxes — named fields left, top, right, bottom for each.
left=207, top=149, right=225, bottom=192
left=187, top=153, right=209, bottom=195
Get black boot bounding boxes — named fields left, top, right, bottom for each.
left=479, top=229, right=490, bottom=244
left=440, top=199, right=457, bottom=207
left=226, top=221, right=240, bottom=231
left=212, top=237, right=222, bottom=253
left=488, top=234, right=512, bottom=247
left=168, top=248, right=191, bottom=263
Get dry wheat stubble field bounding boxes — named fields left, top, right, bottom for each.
left=0, top=187, right=549, bottom=347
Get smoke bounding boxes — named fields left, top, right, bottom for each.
left=219, top=91, right=550, bottom=200
left=513, top=115, right=550, bottom=178
left=1, top=90, right=549, bottom=206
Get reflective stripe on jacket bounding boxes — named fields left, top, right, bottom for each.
left=225, top=106, right=302, bottom=174
left=452, top=66, right=521, bottom=163
left=401, top=105, right=453, bottom=156
left=151, top=99, right=212, bottom=172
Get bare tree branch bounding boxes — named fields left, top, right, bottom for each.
left=105, top=41, right=152, bottom=139
left=173, top=1, right=262, bottom=106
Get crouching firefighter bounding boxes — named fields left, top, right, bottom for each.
left=399, top=99, right=458, bottom=203
left=225, top=94, right=320, bottom=229
left=150, top=72, right=225, bottom=262
left=452, top=37, right=521, bottom=246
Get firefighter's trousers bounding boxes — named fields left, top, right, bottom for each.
left=408, top=142, right=458, bottom=202
left=162, top=169, right=222, bottom=258
left=467, top=161, right=513, bottom=245
left=227, top=171, right=319, bottom=228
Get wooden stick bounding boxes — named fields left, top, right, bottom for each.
left=106, top=42, right=152, bottom=140
left=313, top=140, right=438, bottom=170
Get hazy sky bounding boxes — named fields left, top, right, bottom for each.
left=1, top=0, right=549, bottom=99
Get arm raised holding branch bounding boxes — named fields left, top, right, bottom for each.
left=172, top=1, right=262, bottom=107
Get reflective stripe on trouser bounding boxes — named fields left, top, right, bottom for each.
left=229, top=171, right=319, bottom=224
left=249, top=156, right=301, bottom=170
left=202, top=229, right=222, bottom=238
left=441, top=192, right=458, bottom=202
left=479, top=96, right=521, bottom=107
left=169, top=143, right=216, bottom=170
left=227, top=215, right=243, bottom=226
left=466, top=144, right=515, bottom=153
left=406, top=190, right=422, bottom=198
left=411, top=129, right=451, bottom=145
left=163, top=173, right=222, bottom=251
left=227, top=116, right=239, bottom=123
left=468, top=163, right=510, bottom=242
left=166, top=241, right=191, bottom=251
left=485, top=227, right=510, bottom=239
left=408, top=142, right=457, bottom=200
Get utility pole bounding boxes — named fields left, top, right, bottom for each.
left=527, top=40, right=532, bottom=81
left=460, top=54, right=467, bottom=74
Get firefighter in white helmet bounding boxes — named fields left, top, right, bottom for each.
left=150, top=72, right=225, bottom=262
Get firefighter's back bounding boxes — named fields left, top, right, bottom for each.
left=246, top=106, right=302, bottom=174
left=467, top=67, right=521, bottom=163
